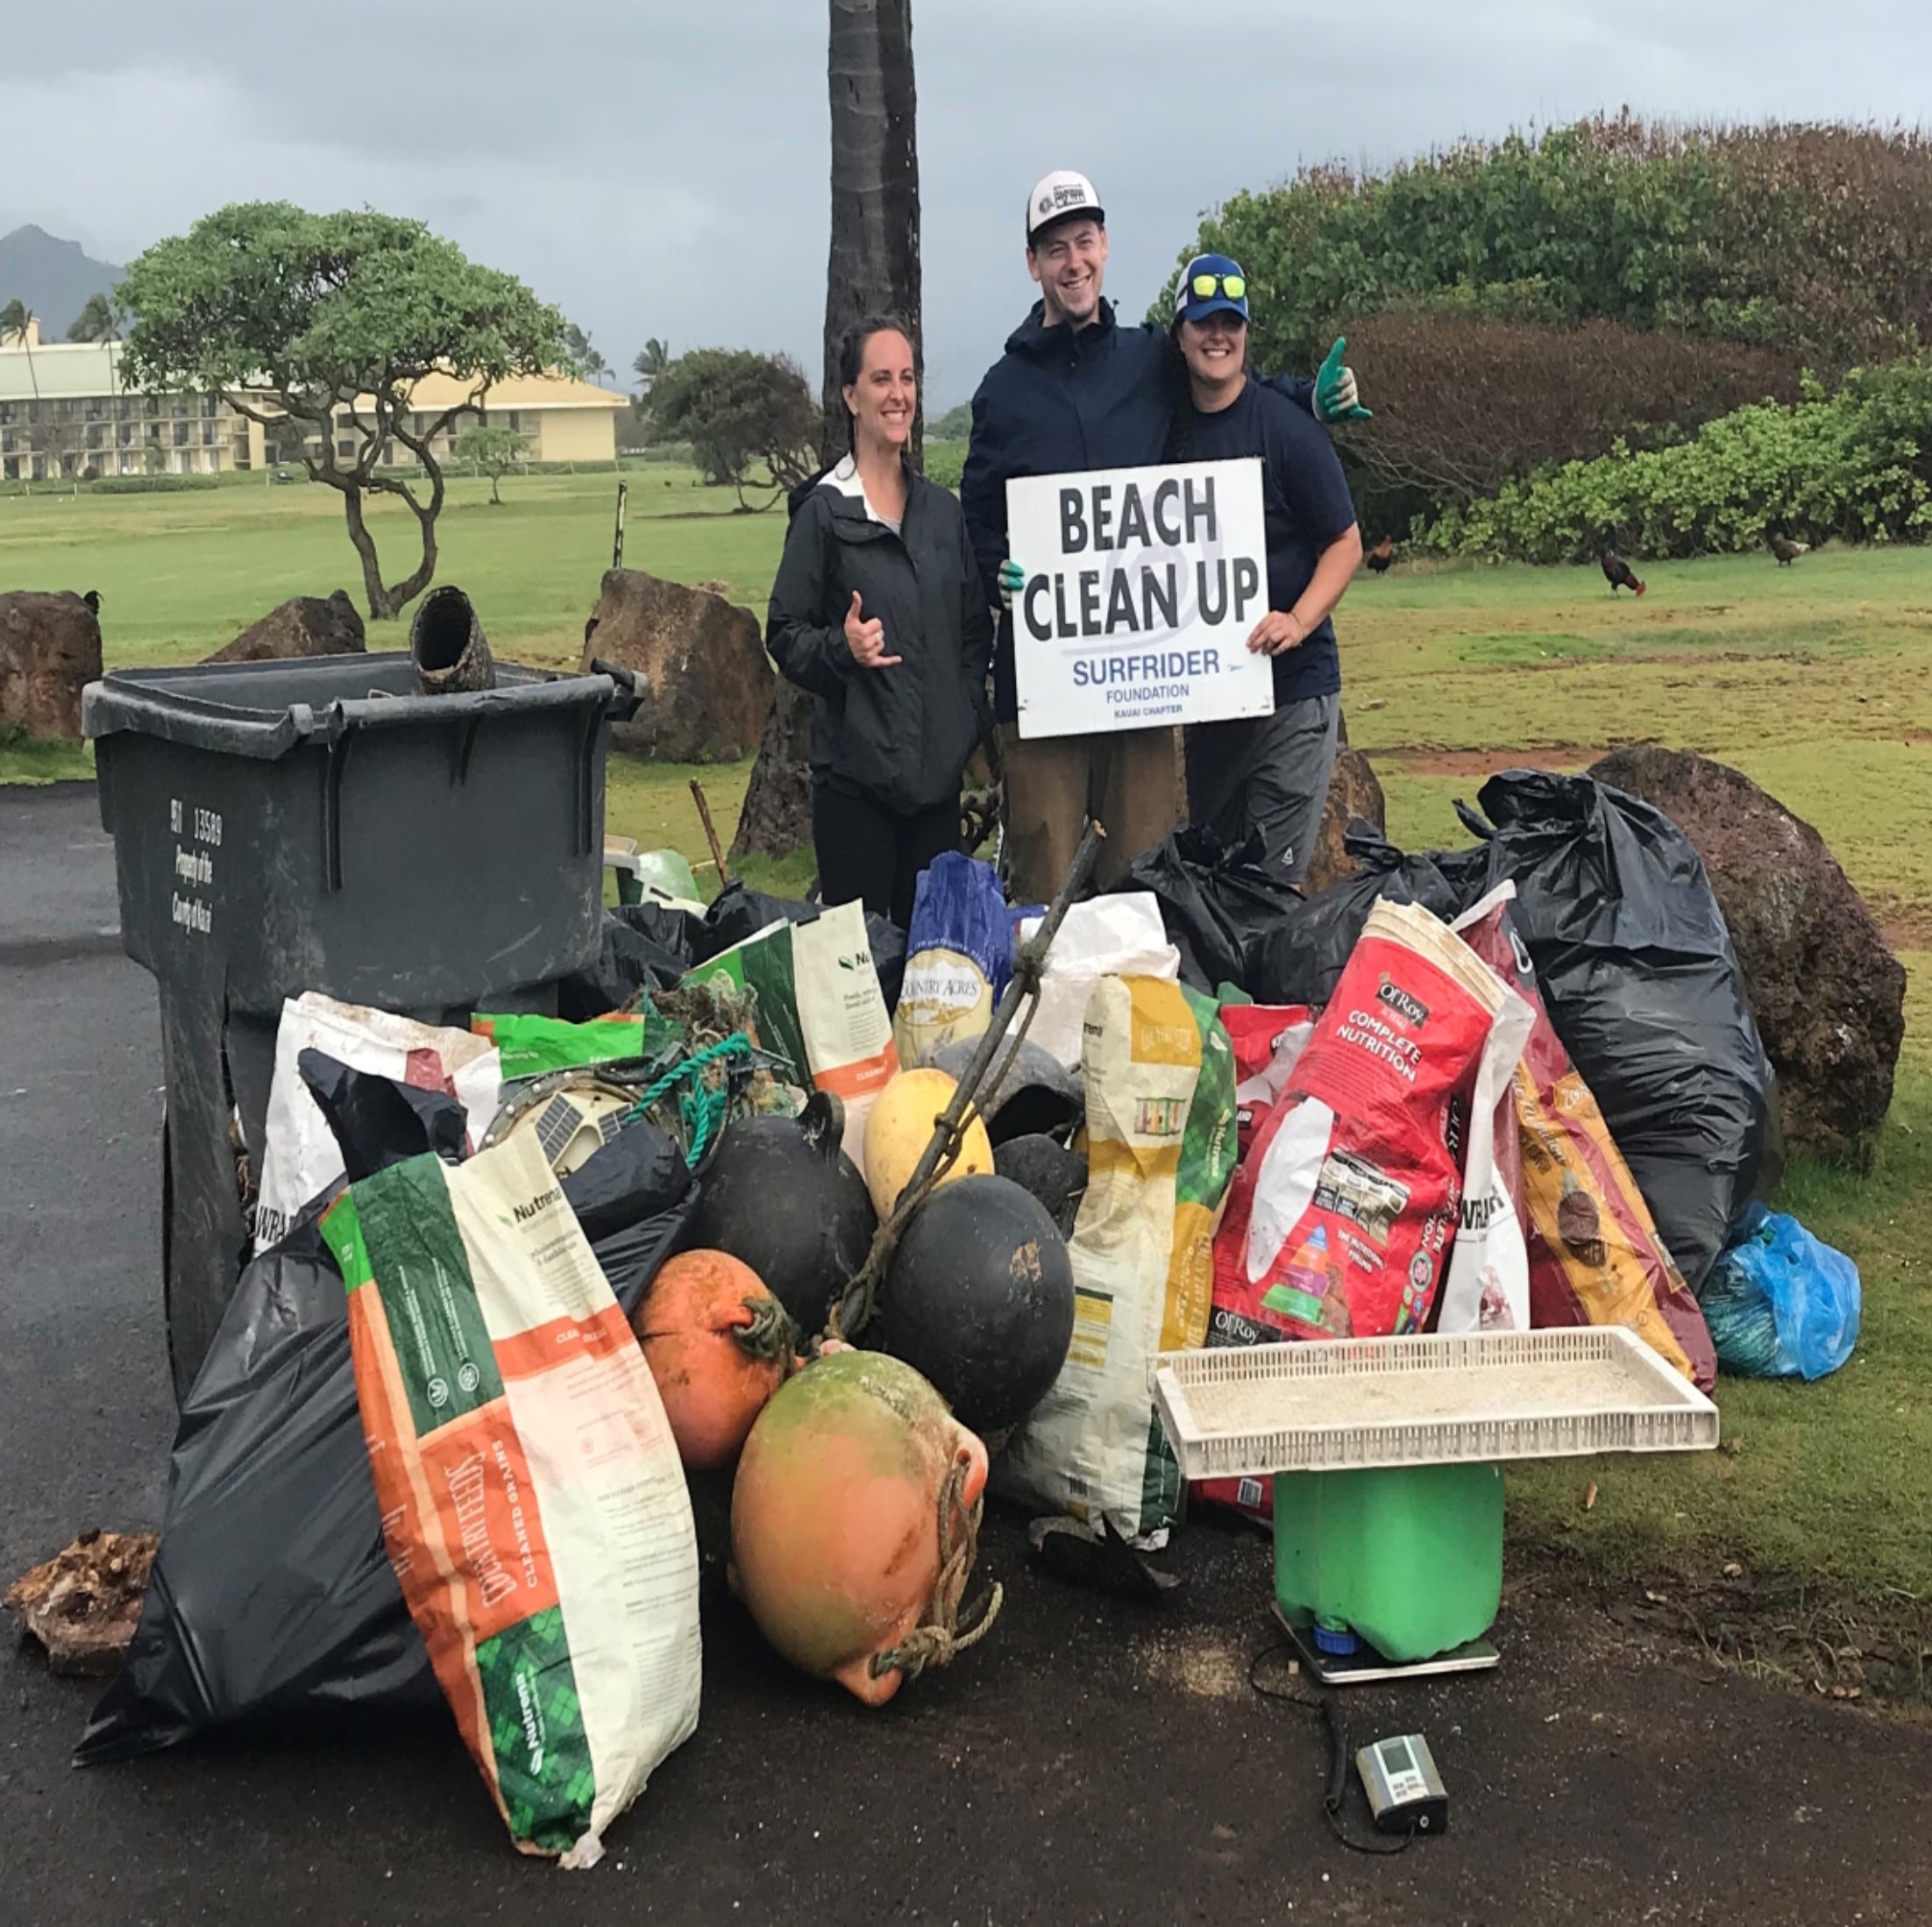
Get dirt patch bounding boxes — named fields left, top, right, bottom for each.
left=1372, top=744, right=1615, bottom=778
left=1515, top=1547, right=1932, bottom=1717
left=1133, top=1629, right=1250, bottom=1702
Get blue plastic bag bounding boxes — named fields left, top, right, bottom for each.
left=892, top=852, right=1012, bottom=1065
left=1701, top=1204, right=1861, bottom=1381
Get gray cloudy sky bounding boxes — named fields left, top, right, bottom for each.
left=4, top=0, right=1925, bottom=409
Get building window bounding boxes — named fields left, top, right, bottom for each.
left=337, top=438, right=357, bottom=459
left=174, top=420, right=191, bottom=446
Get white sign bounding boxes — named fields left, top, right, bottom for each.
left=1006, top=459, right=1276, bottom=739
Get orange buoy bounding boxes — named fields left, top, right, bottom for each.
left=630, top=1249, right=794, bottom=1470
left=728, top=1349, right=999, bottom=1705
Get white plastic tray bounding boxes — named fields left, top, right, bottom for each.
left=1152, top=1328, right=1719, bottom=1477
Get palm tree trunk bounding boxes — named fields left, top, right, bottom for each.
left=820, top=0, right=921, bottom=469
left=737, top=0, right=925, bottom=868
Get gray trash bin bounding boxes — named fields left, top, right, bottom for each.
left=83, top=650, right=640, bottom=1398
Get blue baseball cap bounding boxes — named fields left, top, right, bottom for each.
left=1176, top=252, right=1249, bottom=324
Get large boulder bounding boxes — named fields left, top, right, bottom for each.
left=0, top=590, right=102, bottom=740
left=1588, top=745, right=1906, bottom=1163
left=1302, top=745, right=1388, bottom=894
left=580, top=568, right=774, bottom=764
left=204, top=590, right=366, bottom=664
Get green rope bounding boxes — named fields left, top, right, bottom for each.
left=622, top=1032, right=753, bottom=1166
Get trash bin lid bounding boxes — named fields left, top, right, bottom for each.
left=82, top=652, right=630, bottom=762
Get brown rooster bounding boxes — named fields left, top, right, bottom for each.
left=1601, top=550, right=1646, bottom=596
left=1769, top=533, right=1809, bottom=565
left=1365, top=535, right=1394, bottom=575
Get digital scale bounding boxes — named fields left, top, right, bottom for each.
left=1356, top=1731, right=1452, bottom=1836
left=1152, top=1327, right=1720, bottom=1685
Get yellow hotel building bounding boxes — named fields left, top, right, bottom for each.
left=0, top=318, right=626, bottom=481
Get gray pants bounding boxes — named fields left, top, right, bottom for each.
left=1184, top=693, right=1340, bottom=884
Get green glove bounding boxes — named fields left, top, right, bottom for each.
left=997, top=558, right=1026, bottom=608
left=1315, top=336, right=1372, bottom=423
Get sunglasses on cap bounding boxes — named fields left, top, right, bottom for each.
left=1190, top=270, right=1247, bottom=302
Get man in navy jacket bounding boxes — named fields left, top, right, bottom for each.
left=961, top=169, right=1366, bottom=901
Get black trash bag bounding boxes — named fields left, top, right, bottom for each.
left=297, top=1049, right=468, bottom=1178
left=863, top=912, right=906, bottom=1013
left=560, top=1118, right=699, bottom=1308
left=557, top=902, right=704, bottom=1020
left=1245, top=823, right=1472, bottom=1006
left=74, top=1196, right=442, bottom=1766
left=1471, top=769, right=1773, bottom=1294
left=1114, top=827, right=1305, bottom=994
left=75, top=1120, right=699, bottom=1765
left=695, top=878, right=906, bottom=1013
left=696, top=879, right=821, bottom=956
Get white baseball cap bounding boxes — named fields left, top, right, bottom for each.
left=1026, top=170, right=1105, bottom=241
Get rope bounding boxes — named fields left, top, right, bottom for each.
left=824, top=821, right=1105, bottom=1351
left=870, top=1452, right=1004, bottom=1685
left=827, top=928, right=1058, bottom=1345
left=622, top=1032, right=753, bottom=1166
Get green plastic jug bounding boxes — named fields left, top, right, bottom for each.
left=1273, top=1462, right=1504, bottom=1663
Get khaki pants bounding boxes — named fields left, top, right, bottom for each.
left=999, top=724, right=1178, bottom=904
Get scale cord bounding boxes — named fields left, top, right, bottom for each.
left=1248, top=1641, right=1418, bottom=1858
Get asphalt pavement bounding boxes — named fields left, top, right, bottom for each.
left=4, top=780, right=1929, bottom=1926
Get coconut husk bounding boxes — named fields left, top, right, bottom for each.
left=5, top=1529, right=159, bottom=1676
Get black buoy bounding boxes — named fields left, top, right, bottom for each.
left=688, top=1091, right=876, bottom=1332
left=931, top=1036, right=1083, bottom=1146
left=993, top=1134, right=1088, bottom=1239
left=874, top=1174, right=1076, bottom=1436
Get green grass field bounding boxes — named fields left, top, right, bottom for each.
left=4, top=473, right=1929, bottom=1657
left=0, top=464, right=774, bottom=672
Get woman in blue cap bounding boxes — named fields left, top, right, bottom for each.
left=1168, top=252, right=1363, bottom=882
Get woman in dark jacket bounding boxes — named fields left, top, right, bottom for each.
left=767, top=316, right=993, bottom=926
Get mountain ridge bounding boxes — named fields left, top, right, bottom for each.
left=0, top=224, right=126, bottom=338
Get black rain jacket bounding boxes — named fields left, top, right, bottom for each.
left=767, top=460, right=994, bottom=816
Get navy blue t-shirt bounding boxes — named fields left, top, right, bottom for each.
left=1184, top=378, right=1357, bottom=705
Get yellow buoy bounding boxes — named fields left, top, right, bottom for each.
left=863, top=1067, right=994, bottom=1219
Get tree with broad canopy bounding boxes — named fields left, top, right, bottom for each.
left=119, top=203, right=573, bottom=619
left=647, top=347, right=820, bottom=508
